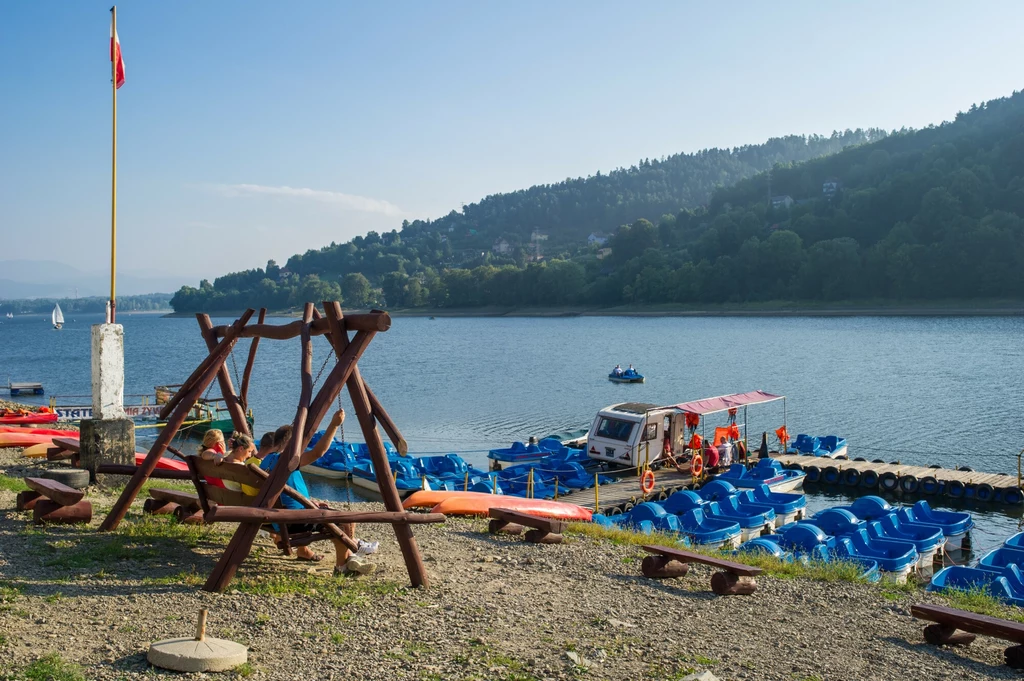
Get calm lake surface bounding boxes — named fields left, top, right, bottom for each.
left=2, top=312, right=1023, bottom=556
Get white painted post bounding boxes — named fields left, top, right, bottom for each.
left=91, top=324, right=126, bottom=418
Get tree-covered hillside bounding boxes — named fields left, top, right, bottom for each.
left=170, top=131, right=881, bottom=312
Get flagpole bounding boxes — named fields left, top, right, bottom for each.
left=110, top=5, right=118, bottom=324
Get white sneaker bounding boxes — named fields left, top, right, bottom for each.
left=344, top=555, right=377, bottom=575
left=356, top=539, right=379, bottom=556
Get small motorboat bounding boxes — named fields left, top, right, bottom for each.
left=787, top=434, right=848, bottom=458
left=608, top=366, right=644, bottom=383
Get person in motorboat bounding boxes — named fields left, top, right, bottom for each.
left=612, top=364, right=623, bottom=377
left=260, top=410, right=378, bottom=576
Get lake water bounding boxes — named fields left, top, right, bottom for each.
left=2, top=311, right=1023, bottom=557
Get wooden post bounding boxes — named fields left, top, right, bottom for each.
left=157, top=309, right=254, bottom=420
left=710, top=572, right=758, bottom=595
left=641, top=555, right=690, bottom=578
left=101, top=310, right=253, bottom=531
left=197, top=313, right=250, bottom=437
left=239, top=307, right=266, bottom=410
left=195, top=609, right=208, bottom=641
left=203, top=305, right=316, bottom=593
left=323, top=302, right=429, bottom=588
left=34, top=500, right=92, bottom=525
left=312, top=305, right=407, bottom=454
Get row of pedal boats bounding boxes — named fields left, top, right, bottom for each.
left=302, top=435, right=808, bottom=499
left=598, top=489, right=974, bottom=582
left=929, top=532, right=1024, bottom=607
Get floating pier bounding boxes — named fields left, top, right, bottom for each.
left=8, top=382, right=44, bottom=396
left=773, top=454, right=1023, bottom=506
left=556, top=468, right=694, bottom=515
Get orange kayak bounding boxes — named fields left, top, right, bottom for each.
left=0, top=426, right=78, bottom=437
left=428, top=494, right=593, bottom=521
left=0, top=432, right=66, bottom=448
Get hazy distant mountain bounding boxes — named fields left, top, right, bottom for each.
left=0, top=260, right=187, bottom=299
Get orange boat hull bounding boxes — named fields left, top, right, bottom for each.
left=427, top=494, right=593, bottom=521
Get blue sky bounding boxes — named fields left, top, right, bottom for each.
left=2, top=1, right=1023, bottom=290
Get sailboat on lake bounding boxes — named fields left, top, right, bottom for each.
left=52, top=304, right=64, bottom=330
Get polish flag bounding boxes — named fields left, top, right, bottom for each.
left=110, top=17, right=125, bottom=89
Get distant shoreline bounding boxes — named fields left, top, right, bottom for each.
left=163, top=300, right=1024, bottom=319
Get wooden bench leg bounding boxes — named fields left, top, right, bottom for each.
left=710, top=571, right=757, bottom=595
left=173, top=505, right=204, bottom=525
left=16, top=490, right=42, bottom=512
left=1006, top=645, right=1024, bottom=669
left=923, top=623, right=976, bottom=646
left=488, top=519, right=523, bottom=535
left=641, top=555, right=690, bottom=579
left=143, top=498, right=180, bottom=515
left=33, top=500, right=92, bottom=525
left=524, top=529, right=563, bottom=544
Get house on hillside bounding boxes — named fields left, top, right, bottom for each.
left=822, top=179, right=840, bottom=197
left=588, top=232, right=609, bottom=246
left=492, top=238, right=511, bottom=255
left=771, top=195, right=794, bottom=210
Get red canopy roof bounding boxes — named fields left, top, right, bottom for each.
left=670, top=390, right=784, bottom=416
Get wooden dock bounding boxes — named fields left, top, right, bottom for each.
left=556, top=468, right=694, bottom=515
left=772, top=454, right=1023, bottom=506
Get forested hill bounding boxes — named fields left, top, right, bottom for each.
left=170, top=131, right=880, bottom=312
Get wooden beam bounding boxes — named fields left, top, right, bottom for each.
left=324, top=301, right=430, bottom=588
left=158, top=309, right=255, bottom=420
left=95, top=465, right=192, bottom=480
left=239, top=307, right=266, bottom=410
left=313, top=305, right=407, bottom=455
left=209, top=312, right=391, bottom=340
left=206, top=506, right=445, bottom=525
left=204, top=304, right=316, bottom=593
left=197, top=314, right=250, bottom=437
left=24, top=478, right=84, bottom=506
left=100, top=311, right=253, bottom=531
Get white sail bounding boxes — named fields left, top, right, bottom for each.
left=52, top=303, right=64, bottom=326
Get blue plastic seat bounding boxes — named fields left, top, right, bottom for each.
left=741, top=485, right=807, bottom=515
left=676, top=508, right=741, bottom=546
left=868, top=514, right=945, bottom=553
left=930, top=566, right=1024, bottom=607
left=834, top=530, right=918, bottom=573
left=896, top=500, right=975, bottom=537
left=977, top=546, right=1024, bottom=573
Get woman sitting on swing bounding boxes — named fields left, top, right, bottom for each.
left=260, top=409, right=377, bottom=576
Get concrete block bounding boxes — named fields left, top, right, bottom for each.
left=147, top=637, right=247, bottom=672
left=91, top=324, right=126, bottom=419
left=79, top=418, right=135, bottom=487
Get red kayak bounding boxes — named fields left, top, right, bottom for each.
left=0, top=413, right=58, bottom=425
left=136, top=452, right=189, bottom=472
left=0, top=426, right=78, bottom=437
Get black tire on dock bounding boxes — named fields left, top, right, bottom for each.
left=622, top=501, right=635, bottom=514
left=872, top=459, right=885, bottom=464
left=853, top=457, right=866, bottom=462
left=929, top=464, right=942, bottom=469
left=899, top=475, right=919, bottom=494
left=804, top=466, right=821, bottom=483
left=860, top=470, right=879, bottom=489
left=920, top=476, right=940, bottom=495
left=823, top=466, right=841, bottom=484
left=946, top=479, right=966, bottom=498
left=958, top=466, right=974, bottom=473
left=607, top=506, right=624, bottom=516
left=976, top=483, right=995, bottom=502
left=1003, top=488, right=1024, bottom=506
left=42, top=468, right=90, bottom=490
left=842, top=468, right=861, bottom=486
left=656, top=490, right=669, bottom=502
left=879, top=472, right=899, bottom=492
left=889, top=461, right=900, bottom=466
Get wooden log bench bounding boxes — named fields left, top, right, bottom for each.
left=144, top=488, right=204, bottom=523
left=22, top=477, right=92, bottom=525
left=912, top=603, right=1024, bottom=668
left=640, top=544, right=763, bottom=595
left=488, top=508, right=566, bottom=544
left=50, top=438, right=80, bottom=467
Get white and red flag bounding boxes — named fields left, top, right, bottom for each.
left=110, top=12, right=125, bottom=89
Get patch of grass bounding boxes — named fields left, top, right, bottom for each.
left=940, top=586, right=1024, bottom=623
left=254, top=612, right=271, bottom=625
left=0, top=474, right=29, bottom=493
left=686, top=654, right=718, bottom=665
left=0, top=580, right=22, bottom=602
left=330, top=631, right=345, bottom=644
left=645, top=663, right=696, bottom=680
left=567, top=522, right=876, bottom=584
left=142, top=570, right=204, bottom=587
left=44, top=592, right=63, bottom=603
left=0, top=633, right=7, bottom=646
left=20, top=653, right=86, bottom=681
left=231, top=572, right=403, bottom=609
left=233, top=662, right=257, bottom=678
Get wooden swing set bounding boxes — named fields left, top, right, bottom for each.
left=99, top=302, right=443, bottom=592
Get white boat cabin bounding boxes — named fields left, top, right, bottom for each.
left=586, top=402, right=684, bottom=468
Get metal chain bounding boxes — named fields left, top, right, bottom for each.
left=230, top=347, right=241, bottom=387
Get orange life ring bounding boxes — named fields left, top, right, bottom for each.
left=640, top=469, right=656, bottom=495
left=690, top=453, right=704, bottom=478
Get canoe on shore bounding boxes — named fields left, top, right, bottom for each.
left=0, top=413, right=58, bottom=425
left=0, top=426, right=78, bottom=437
left=0, top=432, right=66, bottom=448
left=415, top=492, right=593, bottom=521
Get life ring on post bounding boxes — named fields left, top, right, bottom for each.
left=690, top=453, right=704, bottom=478
left=640, top=469, right=656, bottom=495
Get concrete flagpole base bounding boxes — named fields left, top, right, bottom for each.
left=81, top=324, right=135, bottom=486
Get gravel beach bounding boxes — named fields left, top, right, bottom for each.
left=0, top=445, right=1017, bottom=681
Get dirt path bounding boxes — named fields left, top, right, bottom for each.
left=0, top=447, right=1016, bottom=680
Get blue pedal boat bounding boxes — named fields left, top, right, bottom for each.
left=715, top=459, right=806, bottom=493
left=977, top=546, right=1024, bottom=573
left=737, top=527, right=881, bottom=582
left=833, top=530, right=918, bottom=582
left=608, top=367, right=645, bottom=383
left=487, top=441, right=546, bottom=470
left=930, top=565, right=1024, bottom=607
left=676, top=508, right=742, bottom=549
left=896, top=500, right=974, bottom=551
left=663, top=491, right=772, bottom=543
left=700, top=479, right=806, bottom=528
left=787, top=434, right=848, bottom=459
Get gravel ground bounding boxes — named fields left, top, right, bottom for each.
left=0, top=445, right=1018, bottom=681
